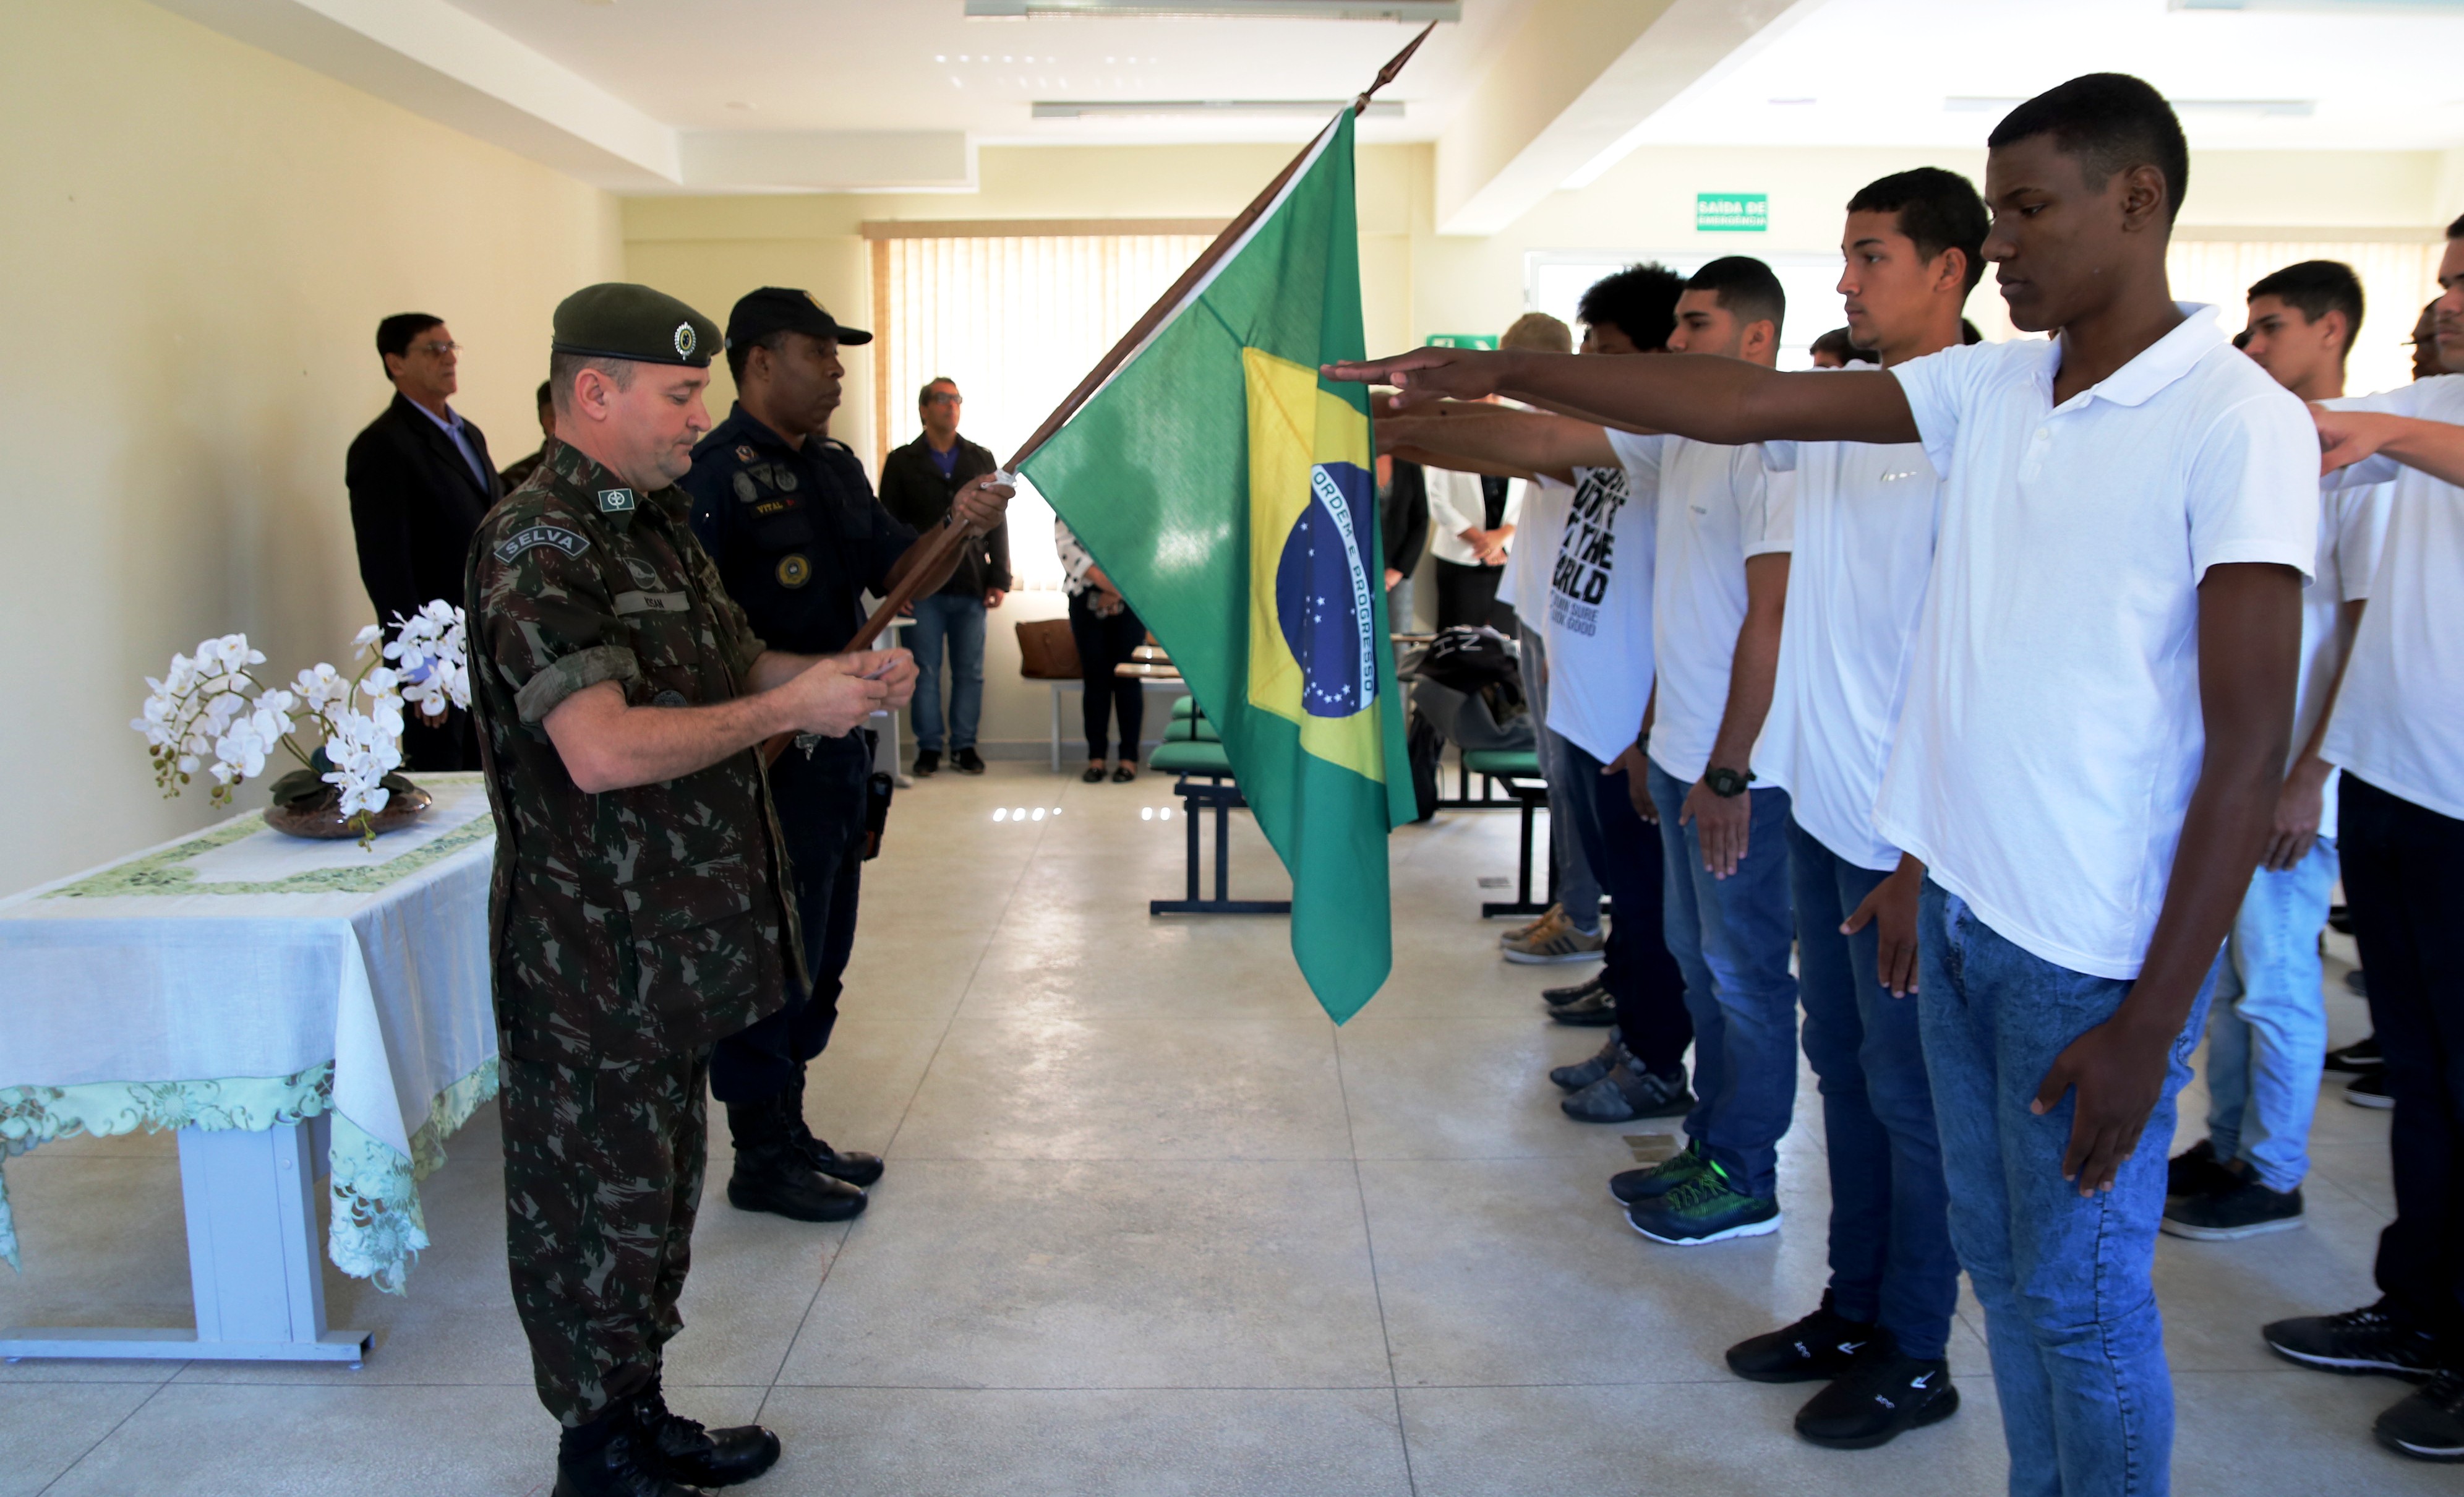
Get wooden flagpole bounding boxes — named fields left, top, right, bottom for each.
left=838, top=20, right=1438, bottom=654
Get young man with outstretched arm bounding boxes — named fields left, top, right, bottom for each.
left=1332, top=75, right=2315, bottom=1497
left=2162, top=260, right=2389, bottom=1243
left=2262, top=222, right=2464, bottom=1464
left=1716, top=166, right=1986, bottom=1451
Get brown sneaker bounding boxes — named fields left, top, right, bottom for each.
left=1500, top=903, right=1562, bottom=947
left=1505, top=909, right=1607, bottom=965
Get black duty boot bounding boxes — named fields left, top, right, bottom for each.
left=727, top=1098, right=867, bottom=1222
left=639, top=1380, right=782, bottom=1488
left=554, top=1399, right=705, bottom=1497
left=782, top=1072, right=885, bottom=1188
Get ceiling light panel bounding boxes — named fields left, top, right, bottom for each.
left=967, top=1, right=1460, bottom=19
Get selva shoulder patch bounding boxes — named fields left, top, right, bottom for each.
left=495, top=525, right=591, bottom=564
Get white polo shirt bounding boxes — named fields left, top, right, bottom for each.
left=1496, top=478, right=1557, bottom=628
left=2293, top=476, right=2392, bottom=841
left=1882, top=305, right=2317, bottom=980
left=2322, top=375, right=2464, bottom=822
left=1606, top=430, right=1793, bottom=786
left=1534, top=465, right=1660, bottom=765
left=1752, top=431, right=1944, bottom=872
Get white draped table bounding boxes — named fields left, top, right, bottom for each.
left=0, top=774, right=498, bottom=1363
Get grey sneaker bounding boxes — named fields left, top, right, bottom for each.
left=1503, top=909, right=1607, bottom=965
left=1561, top=1063, right=1693, bottom=1123
left=1547, top=982, right=1617, bottom=1027
left=1550, top=1037, right=1623, bottom=1092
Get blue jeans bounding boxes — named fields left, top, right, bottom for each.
left=1516, top=622, right=1603, bottom=934
left=1789, top=819, right=1957, bottom=1362
left=1646, top=763, right=1799, bottom=1199
left=1919, top=881, right=2215, bottom=1497
left=2203, top=838, right=2335, bottom=1192
left=907, top=594, right=986, bottom=752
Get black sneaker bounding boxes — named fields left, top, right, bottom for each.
left=912, top=749, right=941, bottom=776
left=1550, top=1037, right=1622, bottom=1092
left=2325, top=1034, right=2383, bottom=1073
left=2264, top=1301, right=2444, bottom=1379
left=1542, top=971, right=1607, bottom=1006
left=953, top=747, right=986, bottom=774
left=1625, top=1162, right=1781, bottom=1245
left=2346, top=1072, right=2393, bottom=1109
left=2167, top=1139, right=2239, bottom=1199
left=1610, top=1138, right=1711, bottom=1207
left=1561, top=1063, right=1693, bottom=1123
left=1547, top=982, right=1617, bottom=1027
left=1794, top=1344, right=1959, bottom=1450
left=2376, top=1368, right=2464, bottom=1462
left=2162, top=1175, right=2303, bottom=1241
left=1726, top=1292, right=1877, bottom=1384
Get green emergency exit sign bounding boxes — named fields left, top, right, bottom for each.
left=1425, top=333, right=1499, bottom=350
left=1696, top=192, right=1769, bottom=232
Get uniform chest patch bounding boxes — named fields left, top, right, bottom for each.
left=597, top=487, right=638, bottom=515
left=776, top=554, right=813, bottom=588
left=735, top=445, right=756, bottom=462
left=494, top=525, right=590, bottom=563
left=623, top=557, right=664, bottom=591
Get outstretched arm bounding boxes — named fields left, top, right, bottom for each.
left=1380, top=408, right=1618, bottom=476
left=2316, top=406, right=2464, bottom=486
left=1326, top=348, right=1921, bottom=446
left=2030, top=561, right=2302, bottom=1195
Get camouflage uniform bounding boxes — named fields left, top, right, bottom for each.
left=466, top=439, right=802, bottom=1426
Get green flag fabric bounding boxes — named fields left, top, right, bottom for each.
left=1020, top=109, right=1415, bottom=1023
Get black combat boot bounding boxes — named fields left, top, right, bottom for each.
left=782, top=1070, right=885, bottom=1188
left=638, top=1376, right=782, bottom=1488
left=725, top=1096, right=867, bottom=1222
left=553, top=1397, right=706, bottom=1497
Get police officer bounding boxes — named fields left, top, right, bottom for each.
left=468, top=282, right=923, bottom=1496
left=682, top=287, right=1010, bottom=1224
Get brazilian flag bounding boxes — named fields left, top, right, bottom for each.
left=1020, top=109, right=1414, bottom=1023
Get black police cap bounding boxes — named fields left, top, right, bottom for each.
left=551, top=283, right=720, bottom=369
left=725, top=287, right=873, bottom=351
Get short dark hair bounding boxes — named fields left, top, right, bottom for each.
left=2248, top=260, right=2365, bottom=358
left=725, top=329, right=789, bottom=385
left=1846, top=167, right=1990, bottom=293
left=1988, top=73, right=2189, bottom=223
left=920, top=377, right=959, bottom=408
left=547, top=350, right=635, bottom=416
left=1961, top=318, right=1982, bottom=345
left=1687, top=255, right=1786, bottom=341
left=2447, top=213, right=2464, bottom=239
left=375, top=313, right=443, bottom=373
left=1809, top=328, right=1877, bottom=366
left=1577, top=262, right=1685, bottom=351
left=533, top=379, right=552, bottom=408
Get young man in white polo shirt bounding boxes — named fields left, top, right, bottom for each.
left=2264, top=219, right=2464, bottom=1464
left=1329, top=74, right=2317, bottom=1497
left=2163, top=260, right=2389, bottom=1242
left=1719, top=166, right=1985, bottom=1451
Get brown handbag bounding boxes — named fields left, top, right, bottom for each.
left=1015, top=617, right=1082, bottom=680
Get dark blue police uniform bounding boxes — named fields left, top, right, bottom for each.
left=682, top=404, right=915, bottom=1107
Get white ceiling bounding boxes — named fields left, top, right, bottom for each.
left=443, top=0, right=1531, bottom=144
left=1623, top=0, right=2464, bottom=154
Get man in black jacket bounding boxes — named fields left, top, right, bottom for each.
left=878, top=377, right=1010, bottom=775
left=346, top=312, right=500, bottom=771
left=1380, top=454, right=1430, bottom=631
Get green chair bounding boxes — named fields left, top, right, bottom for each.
left=1457, top=749, right=1553, bottom=920
left=1144, top=737, right=1288, bottom=916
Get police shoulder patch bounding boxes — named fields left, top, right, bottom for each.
left=494, top=525, right=591, bottom=563
left=735, top=445, right=757, bottom=463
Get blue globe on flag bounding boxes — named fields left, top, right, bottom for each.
left=1274, top=460, right=1378, bottom=718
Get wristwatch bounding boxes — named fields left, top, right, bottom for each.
left=1703, top=766, right=1755, bottom=799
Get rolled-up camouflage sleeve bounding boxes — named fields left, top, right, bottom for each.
left=474, top=523, right=644, bottom=727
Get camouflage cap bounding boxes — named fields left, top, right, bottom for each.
left=551, top=283, right=720, bottom=369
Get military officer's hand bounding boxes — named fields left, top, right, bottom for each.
left=951, top=473, right=1014, bottom=536
left=778, top=657, right=892, bottom=737
left=839, top=647, right=918, bottom=710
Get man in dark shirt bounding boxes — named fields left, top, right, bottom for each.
left=497, top=380, right=558, bottom=491
left=878, top=377, right=1009, bottom=774
left=681, top=287, right=1009, bottom=1226
left=346, top=312, right=500, bottom=770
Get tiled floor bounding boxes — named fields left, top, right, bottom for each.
left=0, top=761, right=2439, bottom=1495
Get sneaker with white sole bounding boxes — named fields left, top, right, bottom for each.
left=1500, top=904, right=1560, bottom=947
left=1503, top=909, right=1607, bottom=964
left=1626, top=1162, right=1780, bottom=1245
left=2377, top=1368, right=2464, bottom=1462
left=2264, top=1300, right=2444, bottom=1379
left=2161, top=1175, right=2304, bottom=1241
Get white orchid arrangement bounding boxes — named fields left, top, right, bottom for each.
left=133, top=600, right=470, bottom=840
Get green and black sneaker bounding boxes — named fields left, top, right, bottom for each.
left=1609, top=1137, right=1711, bottom=1207
left=1625, top=1160, right=1781, bottom=1245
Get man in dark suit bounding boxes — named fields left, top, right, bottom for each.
left=346, top=312, right=501, bottom=771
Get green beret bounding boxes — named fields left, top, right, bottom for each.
left=551, top=283, right=720, bottom=369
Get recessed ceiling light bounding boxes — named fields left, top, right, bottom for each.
left=1768, top=97, right=1815, bottom=106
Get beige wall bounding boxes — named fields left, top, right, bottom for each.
left=0, top=0, right=621, bottom=894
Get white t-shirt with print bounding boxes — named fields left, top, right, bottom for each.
left=1496, top=479, right=1555, bottom=624
left=1752, top=432, right=1943, bottom=872
left=1533, top=465, right=1659, bottom=765
left=2322, top=375, right=2464, bottom=822
left=1606, top=430, right=1793, bottom=786
left=1882, top=305, right=2318, bottom=980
